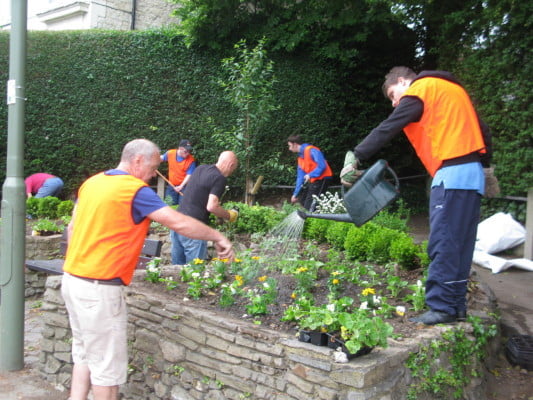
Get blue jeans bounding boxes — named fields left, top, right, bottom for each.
left=35, top=177, right=64, bottom=198
left=165, top=185, right=184, bottom=205
left=170, top=231, right=207, bottom=265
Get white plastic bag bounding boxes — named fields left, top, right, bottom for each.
left=473, top=250, right=533, bottom=273
left=475, top=212, right=526, bottom=254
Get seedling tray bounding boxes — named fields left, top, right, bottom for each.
left=505, top=335, right=533, bottom=371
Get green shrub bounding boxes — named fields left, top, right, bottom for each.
left=31, top=219, right=64, bottom=234
left=372, top=208, right=409, bottom=233
left=302, top=218, right=332, bottom=243
left=344, top=223, right=379, bottom=260
left=389, top=233, right=419, bottom=269
left=26, top=197, right=40, bottom=218
left=222, top=202, right=286, bottom=235
left=26, top=197, right=74, bottom=219
left=57, top=200, right=75, bottom=218
left=38, top=197, right=61, bottom=219
left=366, top=227, right=403, bottom=264
left=343, top=222, right=424, bottom=269
left=417, top=240, right=431, bottom=268
left=324, top=221, right=351, bottom=249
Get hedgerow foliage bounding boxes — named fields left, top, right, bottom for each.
left=0, top=23, right=530, bottom=202
left=0, top=30, right=369, bottom=197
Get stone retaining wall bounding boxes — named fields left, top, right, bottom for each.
left=24, top=234, right=63, bottom=298
left=39, top=274, right=495, bottom=400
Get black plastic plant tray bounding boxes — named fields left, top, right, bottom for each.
left=505, top=335, right=533, bottom=371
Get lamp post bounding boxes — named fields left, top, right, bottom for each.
left=0, top=0, right=27, bottom=371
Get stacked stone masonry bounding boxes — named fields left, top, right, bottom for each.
left=38, top=273, right=495, bottom=400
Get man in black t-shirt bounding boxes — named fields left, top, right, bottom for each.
left=171, top=151, right=239, bottom=264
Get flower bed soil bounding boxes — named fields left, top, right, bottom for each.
left=135, top=251, right=484, bottom=342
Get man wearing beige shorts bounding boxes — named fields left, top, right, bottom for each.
left=61, top=139, right=234, bottom=400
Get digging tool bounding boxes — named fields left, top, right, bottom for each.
left=156, top=170, right=184, bottom=196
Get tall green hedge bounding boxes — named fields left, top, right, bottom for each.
left=1, top=28, right=530, bottom=203
left=0, top=30, right=365, bottom=197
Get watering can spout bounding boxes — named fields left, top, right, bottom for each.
left=296, top=210, right=354, bottom=224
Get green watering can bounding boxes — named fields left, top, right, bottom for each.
left=297, top=159, right=400, bottom=227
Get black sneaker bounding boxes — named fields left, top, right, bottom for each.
left=456, top=310, right=467, bottom=322
left=409, top=310, right=457, bottom=325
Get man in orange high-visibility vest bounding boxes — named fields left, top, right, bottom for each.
left=287, top=134, right=333, bottom=211
left=352, top=67, right=492, bottom=326
left=161, top=139, right=197, bottom=205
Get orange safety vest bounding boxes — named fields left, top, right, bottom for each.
left=167, top=149, right=196, bottom=185
left=402, top=77, right=486, bottom=177
left=63, top=173, right=151, bottom=285
left=298, top=145, right=333, bottom=182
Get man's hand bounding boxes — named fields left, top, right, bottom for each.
left=340, top=152, right=363, bottom=187
left=291, top=195, right=298, bottom=204
left=228, top=209, right=239, bottom=223
left=213, top=237, right=235, bottom=261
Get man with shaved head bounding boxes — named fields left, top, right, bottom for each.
left=171, top=150, right=239, bottom=265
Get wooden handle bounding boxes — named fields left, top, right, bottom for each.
left=156, top=170, right=184, bottom=196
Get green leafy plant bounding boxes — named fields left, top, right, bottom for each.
left=244, top=276, right=278, bottom=316
left=403, top=280, right=426, bottom=312
left=57, top=200, right=74, bottom=218
left=31, top=219, right=63, bottom=234
left=406, top=316, right=498, bottom=399
left=218, top=38, right=279, bottom=205
left=221, top=202, right=287, bottom=235
left=337, top=309, right=394, bottom=354
left=145, top=257, right=162, bottom=283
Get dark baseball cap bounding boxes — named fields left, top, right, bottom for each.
left=178, top=139, right=193, bottom=152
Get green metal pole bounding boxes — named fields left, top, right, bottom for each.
left=0, top=0, right=27, bottom=371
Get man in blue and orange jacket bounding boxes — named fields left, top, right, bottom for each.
left=352, top=66, right=492, bottom=325
left=287, top=134, right=333, bottom=211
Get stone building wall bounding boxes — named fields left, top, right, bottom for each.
left=39, top=274, right=492, bottom=400
left=91, top=0, right=177, bottom=31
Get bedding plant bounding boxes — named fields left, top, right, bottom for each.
left=141, top=198, right=436, bottom=348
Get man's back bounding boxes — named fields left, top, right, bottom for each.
left=179, top=164, right=226, bottom=223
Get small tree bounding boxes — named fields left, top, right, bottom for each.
left=218, top=38, right=279, bottom=204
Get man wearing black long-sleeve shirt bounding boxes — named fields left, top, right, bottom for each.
left=353, top=66, right=491, bottom=325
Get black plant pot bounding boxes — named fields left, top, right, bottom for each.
left=298, top=330, right=328, bottom=346
left=326, top=333, right=373, bottom=359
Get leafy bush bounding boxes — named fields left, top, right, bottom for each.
left=26, top=197, right=40, bottom=218
left=36, top=197, right=60, bottom=219
left=389, top=233, right=419, bottom=269
left=221, top=202, right=287, bottom=235
left=366, top=227, right=403, bottom=264
left=302, top=218, right=333, bottom=243
left=31, top=219, right=64, bottom=234
left=372, top=201, right=410, bottom=232
left=343, top=222, right=425, bottom=269
left=26, top=197, right=74, bottom=219
left=325, top=221, right=351, bottom=249
left=57, top=200, right=75, bottom=219
left=344, top=223, right=379, bottom=260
